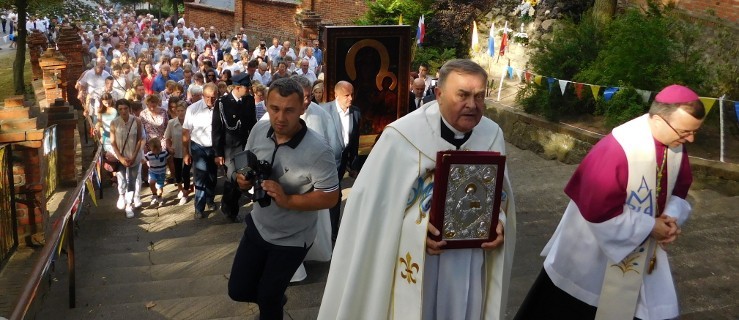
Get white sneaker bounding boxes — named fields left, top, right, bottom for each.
left=116, top=195, right=125, bottom=210
left=178, top=197, right=187, bottom=206
left=177, top=190, right=184, bottom=199
left=150, top=196, right=159, bottom=207
left=125, top=205, right=134, bottom=218
left=133, top=197, right=143, bottom=208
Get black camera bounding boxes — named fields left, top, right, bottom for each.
left=234, top=150, right=272, bottom=207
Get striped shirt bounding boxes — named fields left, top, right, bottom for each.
left=144, top=150, right=170, bottom=174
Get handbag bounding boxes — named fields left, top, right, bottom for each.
left=103, top=118, right=135, bottom=172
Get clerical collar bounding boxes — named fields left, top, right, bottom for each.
left=440, top=117, right=472, bottom=150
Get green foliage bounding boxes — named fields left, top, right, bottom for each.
left=576, top=9, right=704, bottom=91
left=703, top=25, right=739, bottom=99
left=519, top=4, right=710, bottom=127
left=528, top=13, right=602, bottom=79
left=356, top=0, right=431, bottom=28
left=412, top=46, right=456, bottom=74
left=603, top=87, right=647, bottom=128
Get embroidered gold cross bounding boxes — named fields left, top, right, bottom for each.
left=399, top=252, right=420, bottom=284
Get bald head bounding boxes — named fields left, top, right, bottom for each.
left=412, top=77, right=426, bottom=98
left=334, top=81, right=354, bottom=110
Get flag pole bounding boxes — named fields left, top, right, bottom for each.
left=496, top=65, right=506, bottom=101
left=719, top=94, right=726, bottom=162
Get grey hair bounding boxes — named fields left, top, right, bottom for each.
left=290, top=75, right=313, bottom=91
left=437, top=59, right=487, bottom=89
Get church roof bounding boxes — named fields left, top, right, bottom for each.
left=198, top=0, right=234, bottom=10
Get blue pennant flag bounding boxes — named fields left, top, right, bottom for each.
left=603, top=87, right=620, bottom=102
left=735, top=102, right=739, bottom=125
left=507, top=66, right=514, bottom=79
left=547, top=77, right=556, bottom=93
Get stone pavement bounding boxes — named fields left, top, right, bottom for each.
left=26, top=142, right=739, bottom=319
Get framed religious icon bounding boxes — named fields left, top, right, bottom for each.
left=429, top=151, right=506, bottom=249
left=322, top=25, right=412, bottom=156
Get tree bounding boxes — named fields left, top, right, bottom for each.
left=592, top=0, right=616, bottom=25
left=1, top=0, right=97, bottom=94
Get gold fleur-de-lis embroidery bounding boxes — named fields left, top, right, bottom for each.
left=399, top=252, right=420, bottom=284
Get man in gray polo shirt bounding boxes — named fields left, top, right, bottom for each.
left=228, top=78, right=339, bottom=319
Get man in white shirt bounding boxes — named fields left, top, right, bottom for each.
left=182, top=83, right=219, bottom=218
left=282, top=40, right=297, bottom=60
left=295, top=59, right=317, bottom=84
left=267, top=37, right=281, bottom=62
left=78, top=58, right=111, bottom=119
left=304, top=47, right=318, bottom=73
left=252, top=61, right=271, bottom=86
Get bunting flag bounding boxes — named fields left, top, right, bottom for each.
left=590, top=85, right=602, bottom=100
left=558, top=80, right=568, bottom=95
left=735, top=102, right=739, bottom=125
left=517, top=69, right=524, bottom=81
left=399, top=14, right=403, bottom=25
left=499, top=22, right=508, bottom=56
left=487, top=22, right=495, bottom=57
left=700, top=97, right=716, bottom=115
left=86, top=177, right=97, bottom=207
left=603, top=87, right=620, bottom=102
left=524, top=71, right=532, bottom=83
left=507, top=66, right=514, bottom=79
left=636, top=89, right=652, bottom=104
left=416, top=15, right=425, bottom=46
left=547, top=77, right=556, bottom=93
left=574, top=82, right=585, bottom=100
left=534, top=75, right=542, bottom=85
left=471, top=21, right=480, bottom=53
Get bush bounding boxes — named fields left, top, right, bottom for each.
left=603, top=87, right=647, bottom=128
left=412, top=47, right=457, bottom=75
left=518, top=4, right=709, bottom=126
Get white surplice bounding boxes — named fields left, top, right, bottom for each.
left=318, top=102, right=516, bottom=320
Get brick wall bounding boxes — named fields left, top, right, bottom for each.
left=304, top=0, right=368, bottom=25
left=243, top=1, right=301, bottom=41
left=184, top=3, right=236, bottom=33
left=184, top=0, right=369, bottom=44
left=631, top=0, right=738, bottom=25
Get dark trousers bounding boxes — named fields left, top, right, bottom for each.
left=221, top=146, right=243, bottom=217
left=173, top=157, right=191, bottom=190
left=514, top=268, right=644, bottom=320
left=228, top=215, right=310, bottom=319
left=191, top=142, right=216, bottom=213
left=329, top=161, right=347, bottom=238
left=1, top=19, right=6, bottom=33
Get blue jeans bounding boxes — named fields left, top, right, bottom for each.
left=191, top=142, right=216, bottom=213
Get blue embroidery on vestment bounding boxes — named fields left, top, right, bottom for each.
left=626, top=176, right=654, bottom=216
left=406, top=175, right=433, bottom=212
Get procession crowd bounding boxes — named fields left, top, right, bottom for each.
left=8, top=4, right=706, bottom=319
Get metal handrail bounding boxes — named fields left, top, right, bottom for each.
left=9, top=146, right=103, bottom=319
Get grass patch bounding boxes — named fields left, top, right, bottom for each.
left=0, top=49, right=32, bottom=100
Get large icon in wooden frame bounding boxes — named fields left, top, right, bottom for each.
left=322, top=25, right=411, bottom=155
left=429, top=151, right=506, bottom=249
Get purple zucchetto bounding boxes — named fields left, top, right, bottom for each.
left=654, top=85, right=699, bottom=104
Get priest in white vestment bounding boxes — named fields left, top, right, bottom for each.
left=318, top=59, right=517, bottom=320
left=514, top=85, right=706, bottom=320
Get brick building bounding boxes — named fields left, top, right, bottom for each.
left=184, top=0, right=368, bottom=43
left=631, top=0, right=738, bottom=25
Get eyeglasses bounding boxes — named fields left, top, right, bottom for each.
left=657, top=115, right=698, bottom=138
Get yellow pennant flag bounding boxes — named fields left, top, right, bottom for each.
left=699, top=97, right=716, bottom=115
left=534, top=75, right=542, bottom=85
left=399, top=14, right=403, bottom=25
left=86, top=177, right=97, bottom=207
left=590, top=85, right=601, bottom=100
left=471, top=21, right=480, bottom=53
